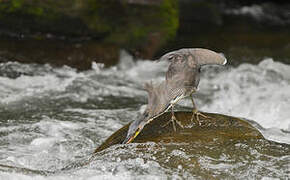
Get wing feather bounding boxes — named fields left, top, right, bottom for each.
left=159, top=48, right=227, bottom=66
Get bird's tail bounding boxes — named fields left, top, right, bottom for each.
left=122, top=112, right=149, bottom=144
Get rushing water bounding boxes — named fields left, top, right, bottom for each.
left=0, top=50, right=289, bottom=179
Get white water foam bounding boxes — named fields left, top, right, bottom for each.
left=0, top=55, right=289, bottom=133
left=200, top=58, right=290, bottom=131
left=0, top=53, right=290, bottom=179
left=0, top=63, right=81, bottom=104
left=224, top=4, right=290, bottom=25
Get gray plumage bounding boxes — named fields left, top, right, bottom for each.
left=123, top=48, right=227, bottom=144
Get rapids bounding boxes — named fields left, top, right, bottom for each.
left=0, top=50, right=289, bottom=179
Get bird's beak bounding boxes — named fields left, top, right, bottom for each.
left=124, top=128, right=141, bottom=144
left=123, top=117, right=151, bottom=144
left=219, top=53, right=227, bottom=65
left=223, top=57, right=227, bottom=65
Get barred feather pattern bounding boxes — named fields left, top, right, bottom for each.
left=124, top=48, right=227, bottom=144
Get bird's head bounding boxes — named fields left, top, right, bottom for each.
left=159, top=48, right=227, bottom=80
left=159, top=48, right=227, bottom=67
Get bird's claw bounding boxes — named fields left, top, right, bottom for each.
left=191, top=110, right=210, bottom=126
left=162, top=114, right=184, bottom=131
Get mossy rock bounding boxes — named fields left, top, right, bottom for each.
left=0, top=0, right=178, bottom=58
left=95, top=111, right=264, bottom=153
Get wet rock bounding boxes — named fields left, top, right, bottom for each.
left=0, top=39, right=120, bottom=70
left=0, top=0, right=178, bottom=59
left=1, top=0, right=290, bottom=68
left=94, top=111, right=264, bottom=153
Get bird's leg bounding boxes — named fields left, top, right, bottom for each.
left=171, top=105, right=177, bottom=132
left=162, top=104, right=184, bottom=131
left=190, top=94, right=208, bottom=126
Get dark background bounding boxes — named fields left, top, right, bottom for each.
left=0, top=0, right=289, bottom=70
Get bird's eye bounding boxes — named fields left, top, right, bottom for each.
left=168, top=54, right=175, bottom=61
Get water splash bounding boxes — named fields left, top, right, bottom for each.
left=200, top=58, right=290, bottom=131
left=0, top=53, right=290, bottom=179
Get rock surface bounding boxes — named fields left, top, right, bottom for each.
left=95, top=111, right=264, bottom=153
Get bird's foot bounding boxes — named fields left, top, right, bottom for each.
left=162, top=114, right=184, bottom=131
left=190, top=110, right=209, bottom=126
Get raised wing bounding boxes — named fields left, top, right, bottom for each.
left=159, top=48, right=227, bottom=66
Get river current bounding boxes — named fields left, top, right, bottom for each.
left=0, top=50, right=289, bottom=179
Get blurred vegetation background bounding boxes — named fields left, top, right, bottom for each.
left=0, top=0, right=289, bottom=70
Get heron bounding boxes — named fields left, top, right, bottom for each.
left=122, top=48, right=227, bottom=144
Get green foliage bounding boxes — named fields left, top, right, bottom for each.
left=160, top=0, right=179, bottom=40
left=83, top=0, right=179, bottom=47
left=0, top=0, right=60, bottom=20
left=0, top=0, right=179, bottom=50
left=11, top=0, right=22, bottom=10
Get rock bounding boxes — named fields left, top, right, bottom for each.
left=0, top=39, right=120, bottom=70
left=94, top=111, right=264, bottom=153
left=0, top=0, right=178, bottom=59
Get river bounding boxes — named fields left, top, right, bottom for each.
left=0, top=50, right=289, bottom=179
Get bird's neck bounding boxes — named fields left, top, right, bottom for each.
left=165, top=77, right=184, bottom=89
